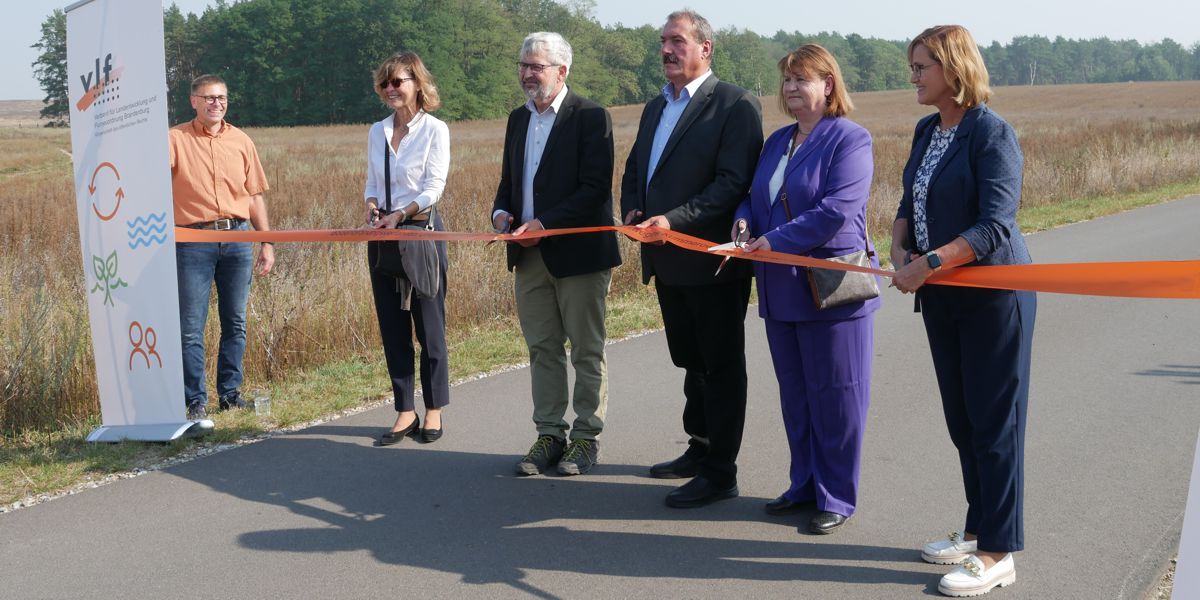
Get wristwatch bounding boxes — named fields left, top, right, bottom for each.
left=926, top=252, right=943, bottom=271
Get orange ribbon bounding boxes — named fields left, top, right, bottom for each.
left=174, top=225, right=1200, bottom=299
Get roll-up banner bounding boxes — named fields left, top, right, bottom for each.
left=1174, top=433, right=1200, bottom=596
left=65, top=0, right=202, bottom=441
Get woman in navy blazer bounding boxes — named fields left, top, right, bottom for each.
left=734, top=44, right=880, bottom=535
left=890, top=25, right=1036, bottom=598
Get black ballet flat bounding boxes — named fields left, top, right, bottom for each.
left=420, top=413, right=443, bottom=443
left=378, top=415, right=420, bottom=446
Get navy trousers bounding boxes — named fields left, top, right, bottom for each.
left=764, top=314, right=874, bottom=518
left=920, top=286, right=1036, bottom=553
left=367, top=215, right=451, bottom=413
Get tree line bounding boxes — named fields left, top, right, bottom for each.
left=32, top=0, right=1200, bottom=126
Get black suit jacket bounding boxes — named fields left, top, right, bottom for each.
left=620, top=75, right=763, bottom=285
left=492, top=89, right=621, bottom=278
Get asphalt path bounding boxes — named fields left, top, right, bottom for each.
left=2, top=197, right=1198, bottom=599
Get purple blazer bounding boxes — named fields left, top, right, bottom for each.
left=735, top=116, right=881, bottom=322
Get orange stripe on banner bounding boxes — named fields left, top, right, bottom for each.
left=173, top=226, right=1200, bottom=299
left=76, top=86, right=100, bottom=112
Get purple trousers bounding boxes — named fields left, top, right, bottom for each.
left=764, top=314, right=874, bottom=518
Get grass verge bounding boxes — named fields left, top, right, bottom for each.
left=0, top=286, right=662, bottom=508
left=3, top=181, right=1199, bottom=509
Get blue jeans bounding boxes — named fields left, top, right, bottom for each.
left=176, top=222, right=253, bottom=409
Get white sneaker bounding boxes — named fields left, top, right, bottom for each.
left=938, top=553, right=1016, bottom=597
left=922, top=531, right=979, bottom=565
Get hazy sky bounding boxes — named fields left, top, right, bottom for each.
left=5, top=0, right=1199, bottom=101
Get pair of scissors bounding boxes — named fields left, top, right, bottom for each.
left=714, top=221, right=749, bottom=275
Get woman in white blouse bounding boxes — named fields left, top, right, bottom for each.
left=365, top=52, right=451, bottom=445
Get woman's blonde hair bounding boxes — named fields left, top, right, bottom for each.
left=776, top=44, right=853, bottom=118
left=373, top=51, right=441, bottom=112
left=908, top=25, right=991, bottom=108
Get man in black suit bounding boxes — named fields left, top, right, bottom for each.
left=493, top=32, right=621, bottom=477
left=620, top=10, right=763, bottom=507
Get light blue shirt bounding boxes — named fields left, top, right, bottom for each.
left=646, top=70, right=712, bottom=191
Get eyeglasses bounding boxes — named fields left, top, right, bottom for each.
left=517, top=62, right=560, bottom=74
left=192, top=95, right=228, bottom=105
left=909, top=62, right=940, bottom=79
left=378, top=77, right=414, bottom=89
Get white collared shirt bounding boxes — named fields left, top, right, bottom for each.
left=520, top=85, right=569, bottom=223
left=364, top=110, right=450, bottom=214
left=768, top=137, right=794, bottom=206
left=646, top=70, right=713, bottom=190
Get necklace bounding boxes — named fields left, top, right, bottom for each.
left=790, top=124, right=814, bottom=158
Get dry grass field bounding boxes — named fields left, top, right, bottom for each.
left=0, top=100, right=50, bottom=128
left=2, top=81, right=1200, bottom=433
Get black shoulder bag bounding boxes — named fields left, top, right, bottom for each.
left=370, top=136, right=440, bottom=299
left=779, top=190, right=880, bottom=310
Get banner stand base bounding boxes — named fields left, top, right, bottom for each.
left=86, top=420, right=214, bottom=443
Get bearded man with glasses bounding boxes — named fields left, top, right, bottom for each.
left=492, top=32, right=620, bottom=477
left=169, top=74, right=274, bottom=421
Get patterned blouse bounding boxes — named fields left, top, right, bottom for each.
left=912, top=125, right=958, bottom=252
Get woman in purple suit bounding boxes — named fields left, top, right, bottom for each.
left=734, top=44, right=879, bottom=534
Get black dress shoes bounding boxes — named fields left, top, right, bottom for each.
left=665, top=476, right=738, bottom=508
left=649, top=454, right=701, bottom=479
left=765, top=495, right=815, bottom=515
left=378, top=415, right=420, bottom=446
left=809, top=511, right=848, bottom=534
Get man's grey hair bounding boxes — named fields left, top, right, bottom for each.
left=667, top=9, right=715, bottom=51
left=520, top=32, right=573, bottom=76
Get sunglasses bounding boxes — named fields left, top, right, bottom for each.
left=379, top=77, right=414, bottom=89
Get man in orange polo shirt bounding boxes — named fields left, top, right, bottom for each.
left=169, top=74, right=274, bottom=420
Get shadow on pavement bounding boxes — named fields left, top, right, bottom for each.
left=1134, top=364, right=1200, bottom=384
left=165, top=427, right=929, bottom=597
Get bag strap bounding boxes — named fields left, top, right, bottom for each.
left=383, top=133, right=392, bottom=213
left=864, top=219, right=875, bottom=258
left=780, top=191, right=874, bottom=258
left=384, top=125, right=437, bottom=230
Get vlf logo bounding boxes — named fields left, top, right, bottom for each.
left=76, top=53, right=124, bottom=112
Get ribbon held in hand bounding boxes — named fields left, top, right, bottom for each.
left=175, top=225, right=1200, bottom=300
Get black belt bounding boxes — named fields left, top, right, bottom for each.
left=183, top=218, right=245, bottom=230
left=378, top=210, right=429, bottom=223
